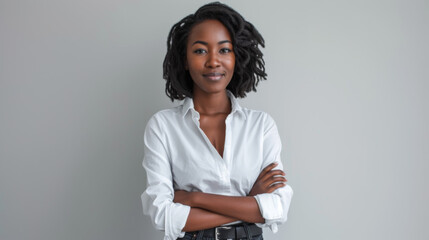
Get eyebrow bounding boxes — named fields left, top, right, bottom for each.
left=192, top=40, right=232, bottom=46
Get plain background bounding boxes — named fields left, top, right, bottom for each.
left=1, top=0, right=428, bottom=239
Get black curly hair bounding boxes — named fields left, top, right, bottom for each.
left=163, top=2, right=267, bottom=101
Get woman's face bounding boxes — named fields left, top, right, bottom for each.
left=186, top=19, right=235, bottom=96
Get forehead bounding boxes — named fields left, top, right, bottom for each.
left=187, top=19, right=232, bottom=44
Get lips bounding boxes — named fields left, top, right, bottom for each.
left=202, top=72, right=225, bottom=81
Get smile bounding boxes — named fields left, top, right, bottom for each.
left=202, top=72, right=225, bottom=81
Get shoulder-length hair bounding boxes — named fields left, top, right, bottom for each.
left=163, top=2, right=267, bottom=101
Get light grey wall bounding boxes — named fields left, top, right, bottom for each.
left=1, top=0, right=428, bottom=240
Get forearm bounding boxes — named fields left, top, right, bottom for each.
left=174, top=162, right=287, bottom=226
left=183, top=207, right=238, bottom=232
left=193, top=192, right=265, bottom=223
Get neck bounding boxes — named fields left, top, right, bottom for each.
left=192, top=89, right=231, bottom=115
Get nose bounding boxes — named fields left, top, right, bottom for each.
left=205, top=52, right=220, bottom=68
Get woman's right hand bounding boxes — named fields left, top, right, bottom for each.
left=248, top=162, right=287, bottom=196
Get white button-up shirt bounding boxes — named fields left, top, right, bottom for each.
left=141, top=91, right=293, bottom=240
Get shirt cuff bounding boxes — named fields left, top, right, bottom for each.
left=164, top=203, right=191, bottom=240
left=254, top=193, right=282, bottom=232
left=253, top=185, right=293, bottom=233
left=254, top=193, right=283, bottom=218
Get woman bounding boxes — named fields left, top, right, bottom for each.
left=141, top=2, right=293, bottom=240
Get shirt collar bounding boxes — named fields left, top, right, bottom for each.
left=181, top=90, right=246, bottom=120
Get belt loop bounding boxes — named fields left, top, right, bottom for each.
left=242, top=222, right=252, bottom=240
left=196, top=229, right=204, bottom=240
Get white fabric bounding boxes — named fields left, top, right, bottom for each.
left=141, top=91, right=293, bottom=240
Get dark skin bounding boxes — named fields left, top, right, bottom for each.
left=175, top=163, right=287, bottom=231
left=174, top=19, right=288, bottom=232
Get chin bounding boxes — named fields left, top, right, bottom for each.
left=200, top=88, right=228, bottom=95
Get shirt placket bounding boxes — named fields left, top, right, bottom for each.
left=191, top=110, right=231, bottom=190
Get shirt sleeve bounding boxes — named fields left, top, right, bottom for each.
left=141, top=115, right=191, bottom=240
left=253, top=113, right=293, bottom=233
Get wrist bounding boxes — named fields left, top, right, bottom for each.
left=191, top=191, right=201, bottom=207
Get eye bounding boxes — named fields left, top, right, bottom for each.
left=219, top=48, right=232, bottom=54
left=193, top=49, right=207, bottom=54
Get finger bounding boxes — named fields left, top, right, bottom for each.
left=267, top=183, right=286, bottom=193
left=260, top=169, right=285, bottom=182
left=263, top=176, right=287, bottom=188
left=257, top=162, right=278, bottom=181
left=270, top=177, right=287, bottom=184
left=261, top=162, right=278, bottom=174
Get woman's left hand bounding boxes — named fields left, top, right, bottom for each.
left=248, top=162, right=287, bottom=196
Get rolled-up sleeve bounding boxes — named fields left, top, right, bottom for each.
left=141, top=115, right=190, bottom=240
left=254, top=113, right=293, bottom=233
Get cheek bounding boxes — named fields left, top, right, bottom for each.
left=186, top=56, right=203, bottom=72
left=226, top=57, right=235, bottom=71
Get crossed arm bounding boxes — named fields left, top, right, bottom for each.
left=173, top=162, right=288, bottom=232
